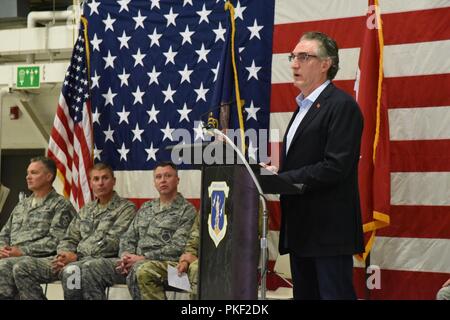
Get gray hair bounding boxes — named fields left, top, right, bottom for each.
left=300, top=31, right=339, bottom=80
left=30, top=156, right=57, bottom=182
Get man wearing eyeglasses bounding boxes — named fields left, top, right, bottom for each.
left=262, top=31, right=364, bottom=300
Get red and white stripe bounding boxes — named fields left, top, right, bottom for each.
left=48, top=95, right=93, bottom=211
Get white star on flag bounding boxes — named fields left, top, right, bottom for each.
left=197, top=4, right=212, bottom=24
left=147, top=66, right=161, bottom=85
left=91, top=34, right=102, bottom=51
left=161, top=122, right=175, bottom=141
left=194, top=82, right=209, bottom=102
left=132, top=48, right=146, bottom=67
left=102, top=88, right=117, bottom=106
left=162, top=84, right=176, bottom=103
left=103, top=14, right=116, bottom=32
left=245, top=101, right=260, bottom=121
left=247, top=19, right=263, bottom=40
left=179, top=64, right=193, bottom=84
left=132, top=86, right=145, bottom=105
left=117, top=143, right=130, bottom=161
left=118, top=0, right=131, bottom=13
left=193, top=121, right=205, bottom=141
left=92, top=109, right=101, bottom=124
left=103, top=125, right=115, bottom=142
left=132, top=123, right=145, bottom=142
left=103, top=51, right=117, bottom=69
left=145, top=143, right=159, bottom=161
left=91, top=70, right=100, bottom=89
left=248, top=140, right=258, bottom=161
left=118, top=68, right=130, bottom=87
left=163, top=46, right=178, bottom=65
left=196, top=43, right=210, bottom=63
left=117, top=31, right=131, bottom=49
left=177, top=103, right=192, bottom=122
left=234, top=1, right=246, bottom=20
left=180, top=25, right=195, bottom=45
left=94, top=146, right=102, bottom=160
left=148, top=28, right=162, bottom=47
left=133, top=10, right=146, bottom=29
left=246, top=60, right=262, bottom=80
left=150, top=0, right=160, bottom=10
left=87, top=0, right=100, bottom=15
left=164, top=8, right=178, bottom=27
left=147, top=105, right=160, bottom=123
left=213, top=22, right=226, bottom=42
left=117, top=106, right=130, bottom=124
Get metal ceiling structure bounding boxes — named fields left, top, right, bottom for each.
left=29, top=0, right=74, bottom=12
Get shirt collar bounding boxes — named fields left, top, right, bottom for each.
left=296, top=80, right=330, bottom=108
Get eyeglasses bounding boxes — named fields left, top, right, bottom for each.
left=288, top=52, right=319, bottom=63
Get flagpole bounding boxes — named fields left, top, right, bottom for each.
left=224, top=2, right=246, bottom=154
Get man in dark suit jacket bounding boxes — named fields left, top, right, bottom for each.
left=263, top=31, right=364, bottom=299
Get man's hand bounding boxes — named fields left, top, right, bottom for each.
left=442, top=278, right=450, bottom=288
left=0, top=245, right=11, bottom=258
left=51, top=251, right=77, bottom=273
left=116, top=253, right=144, bottom=275
left=260, top=162, right=279, bottom=174
left=177, top=253, right=197, bottom=275
left=0, top=246, right=23, bottom=258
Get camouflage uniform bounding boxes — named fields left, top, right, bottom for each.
left=82, top=193, right=197, bottom=300
left=0, top=189, right=75, bottom=299
left=437, top=285, right=450, bottom=300
left=13, top=192, right=135, bottom=300
left=137, top=214, right=200, bottom=300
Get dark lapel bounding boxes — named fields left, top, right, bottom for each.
left=286, top=83, right=335, bottom=156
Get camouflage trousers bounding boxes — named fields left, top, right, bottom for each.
left=13, top=256, right=110, bottom=300
left=79, top=257, right=146, bottom=300
left=11, top=256, right=144, bottom=300
left=137, top=259, right=198, bottom=300
left=0, top=256, right=29, bottom=299
left=437, top=285, right=450, bottom=300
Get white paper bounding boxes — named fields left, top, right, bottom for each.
left=167, top=265, right=191, bottom=292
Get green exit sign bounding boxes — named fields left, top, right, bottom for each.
left=16, top=66, right=40, bottom=89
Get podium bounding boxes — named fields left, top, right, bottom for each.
left=197, top=153, right=301, bottom=299
left=167, top=138, right=300, bottom=299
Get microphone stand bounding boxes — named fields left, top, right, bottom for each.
left=203, top=125, right=270, bottom=300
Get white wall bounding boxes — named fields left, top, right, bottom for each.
left=1, top=96, right=46, bottom=149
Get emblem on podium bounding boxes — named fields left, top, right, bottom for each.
left=207, top=181, right=229, bottom=247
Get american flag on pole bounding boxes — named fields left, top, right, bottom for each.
left=48, top=17, right=93, bottom=211
left=78, top=0, right=273, bottom=208
left=355, top=0, right=390, bottom=263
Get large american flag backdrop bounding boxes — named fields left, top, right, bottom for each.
left=50, top=0, right=449, bottom=299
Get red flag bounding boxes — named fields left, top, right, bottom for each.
left=47, top=17, right=93, bottom=210
left=355, top=0, right=390, bottom=262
